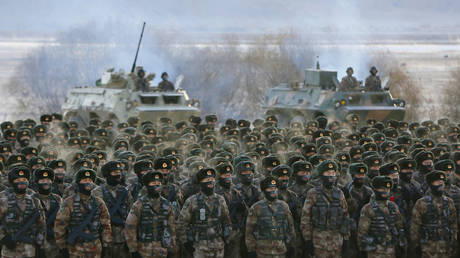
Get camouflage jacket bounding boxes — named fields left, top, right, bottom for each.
left=54, top=193, right=112, bottom=251
left=245, top=198, right=296, bottom=255
left=341, top=75, right=359, bottom=91
left=365, top=75, right=381, bottom=91
left=124, top=195, right=176, bottom=257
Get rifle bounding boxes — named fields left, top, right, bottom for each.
left=12, top=211, right=40, bottom=244
left=131, top=22, right=146, bottom=73
left=66, top=207, right=97, bottom=245
left=108, top=189, right=128, bottom=225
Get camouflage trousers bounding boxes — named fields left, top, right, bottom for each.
left=367, top=245, right=396, bottom=258
left=44, top=239, right=60, bottom=258
left=312, top=230, right=343, bottom=258
left=1, top=243, right=36, bottom=258
left=224, top=229, right=242, bottom=258
left=420, top=241, right=451, bottom=258
left=137, top=241, right=168, bottom=258
left=194, top=248, right=224, bottom=258
left=68, top=239, right=102, bottom=258
left=255, top=253, right=285, bottom=258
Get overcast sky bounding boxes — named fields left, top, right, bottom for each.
left=1, top=0, right=459, bottom=34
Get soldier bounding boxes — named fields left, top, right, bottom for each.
left=158, top=72, right=175, bottom=91
left=55, top=168, right=112, bottom=258
left=177, top=168, right=232, bottom=258
left=49, top=159, right=70, bottom=197
left=358, top=176, right=405, bottom=258
left=341, top=67, right=359, bottom=91
left=33, top=168, right=62, bottom=258
left=365, top=66, right=382, bottom=91
left=343, top=163, right=374, bottom=258
left=135, top=68, right=149, bottom=92
left=0, top=166, right=46, bottom=257
left=129, top=160, right=153, bottom=201
left=413, top=151, right=434, bottom=192
left=288, top=160, right=315, bottom=205
left=125, top=171, right=176, bottom=258
left=300, top=160, right=350, bottom=258
left=214, top=163, right=245, bottom=258
left=92, top=161, right=133, bottom=258
left=410, top=171, right=458, bottom=257
left=245, top=176, right=296, bottom=258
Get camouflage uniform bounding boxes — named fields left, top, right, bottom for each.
left=410, top=172, right=458, bottom=258
left=35, top=192, right=63, bottom=258
left=341, top=75, right=359, bottom=91
left=177, top=192, right=231, bottom=258
left=92, top=183, right=133, bottom=258
left=365, top=75, right=381, bottom=91
left=245, top=176, right=296, bottom=258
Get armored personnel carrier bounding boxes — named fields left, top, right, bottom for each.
left=61, top=68, right=200, bottom=124
left=264, top=66, right=406, bottom=126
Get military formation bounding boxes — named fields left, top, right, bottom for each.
left=0, top=110, right=458, bottom=258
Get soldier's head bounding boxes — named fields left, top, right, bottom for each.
left=396, top=158, right=416, bottom=183
left=271, top=165, right=292, bottom=190
left=101, top=161, right=123, bottom=186
left=292, top=160, right=312, bottom=185
left=8, top=166, right=30, bottom=194
left=196, top=168, right=216, bottom=196
left=425, top=171, right=446, bottom=196
left=370, top=66, right=378, bottom=75
left=34, top=167, right=54, bottom=195
left=137, top=68, right=145, bottom=78
left=143, top=171, right=163, bottom=199
left=346, top=67, right=354, bottom=76
left=154, top=157, right=172, bottom=183
left=317, top=160, right=338, bottom=189
left=215, top=163, right=233, bottom=189
left=372, top=176, right=392, bottom=201
left=349, top=163, right=368, bottom=187
left=260, top=176, right=278, bottom=202
left=75, top=168, right=96, bottom=196
left=236, top=160, right=255, bottom=186
left=133, top=160, right=153, bottom=182
left=48, top=159, right=66, bottom=184
left=379, top=163, right=400, bottom=188
left=161, top=72, right=168, bottom=81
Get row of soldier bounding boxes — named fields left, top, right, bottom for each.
left=0, top=113, right=458, bottom=258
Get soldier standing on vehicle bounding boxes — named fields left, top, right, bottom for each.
left=135, top=68, right=149, bottom=92
left=0, top=166, right=46, bottom=258
left=341, top=67, right=359, bottom=91
left=245, top=176, right=296, bottom=258
left=54, top=168, right=112, bottom=258
left=92, top=161, right=133, bottom=258
left=300, top=160, right=350, bottom=258
left=177, top=168, right=232, bottom=258
left=358, top=176, right=405, bottom=258
left=158, top=72, right=175, bottom=91
left=125, top=171, right=175, bottom=258
left=410, top=171, right=458, bottom=257
left=365, top=66, right=382, bottom=91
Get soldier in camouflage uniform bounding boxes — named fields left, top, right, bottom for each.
left=0, top=166, right=46, bottom=258
left=342, top=163, right=374, bottom=258
left=300, top=160, right=350, bottom=258
left=410, top=171, right=458, bottom=258
left=358, top=176, right=405, bottom=258
left=33, top=168, right=62, bottom=258
left=129, top=160, right=153, bottom=201
left=55, top=168, right=112, bottom=258
left=177, top=168, right=232, bottom=258
left=214, top=163, right=246, bottom=258
left=288, top=160, right=315, bottom=205
left=245, top=176, right=296, bottom=258
left=48, top=159, right=70, bottom=197
left=125, top=171, right=176, bottom=258
left=341, top=67, right=359, bottom=91
left=413, top=151, right=434, bottom=192
left=92, top=161, right=133, bottom=258
left=365, top=66, right=382, bottom=91
left=271, top=165, right=302, bottom=257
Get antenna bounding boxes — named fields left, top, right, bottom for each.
left=131, top=22, right=146, bottom=73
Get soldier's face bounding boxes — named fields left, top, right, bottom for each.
left=431, top=180, right=444, bottom=187
left=323, top=170, right=337, bottom=177
left=148, top=180, right=162, bottom=186
left=347, top=70, right=353, bottom=76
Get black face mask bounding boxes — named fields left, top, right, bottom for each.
left=430, top=184, right=445, bottom=196
left=278, top=179, right=289, bottom=190
left=295, top=174, right=309, bottom=184
left=54, top=173, right=65, bottom=184
left=147, top=185, right=162, bottom=198
left=399, top=172, right=412, bottom=183
left=239, top=174, right=253, bottom=186
left=264, top=189, right=278, bottom=201
left=19, top=139, right=30, bottom=147
left=38, top=182, right=51, bottom=195
left=13, top=181, right=28, bottom=194
left=218, top=177, right=232, bottom=189
left=78, top=182, right=94, bottom=196
left=455, top=164, right=460, bottom=175
left=392, top=177, right=399, bottom=188
left=375, top=189, right=390, bottom=201
left=419, top=163, right=433, bottom=174
left=200, top=181, right=215, bottom=196
left=106, top=174, right=121, bottom=186
left=352, top=177, right=365, bottom=187
left=321, top=175, right=336, bottom=188
left=368, top=169, right=379, bottom=179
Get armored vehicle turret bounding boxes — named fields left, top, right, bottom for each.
left=62, top=68, right=200, bottom=124
left=264, top=66, right=406, bottom=126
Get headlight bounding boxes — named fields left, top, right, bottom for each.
left=340, top=99, right=346, bottom=105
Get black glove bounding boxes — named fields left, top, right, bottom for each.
left=184, top=242, right=195, bottom=254
left=305, top=240, right=314, bottom=256
left=341, top=240, right=349, bottom=254
left=130, top=252, right=142, bottom=258
left=247, top=251, right=257, bottom=258
left=35, top=247, right=46, bottom=258
left=1, top=234, right=16, bottom=250
left=60, top=248, right=69, bottom=258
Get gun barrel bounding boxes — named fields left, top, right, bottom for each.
left=131, top=22, right=146, bottom=73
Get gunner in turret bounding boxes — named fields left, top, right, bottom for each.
left=158, top=72, right=175, bottom=91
